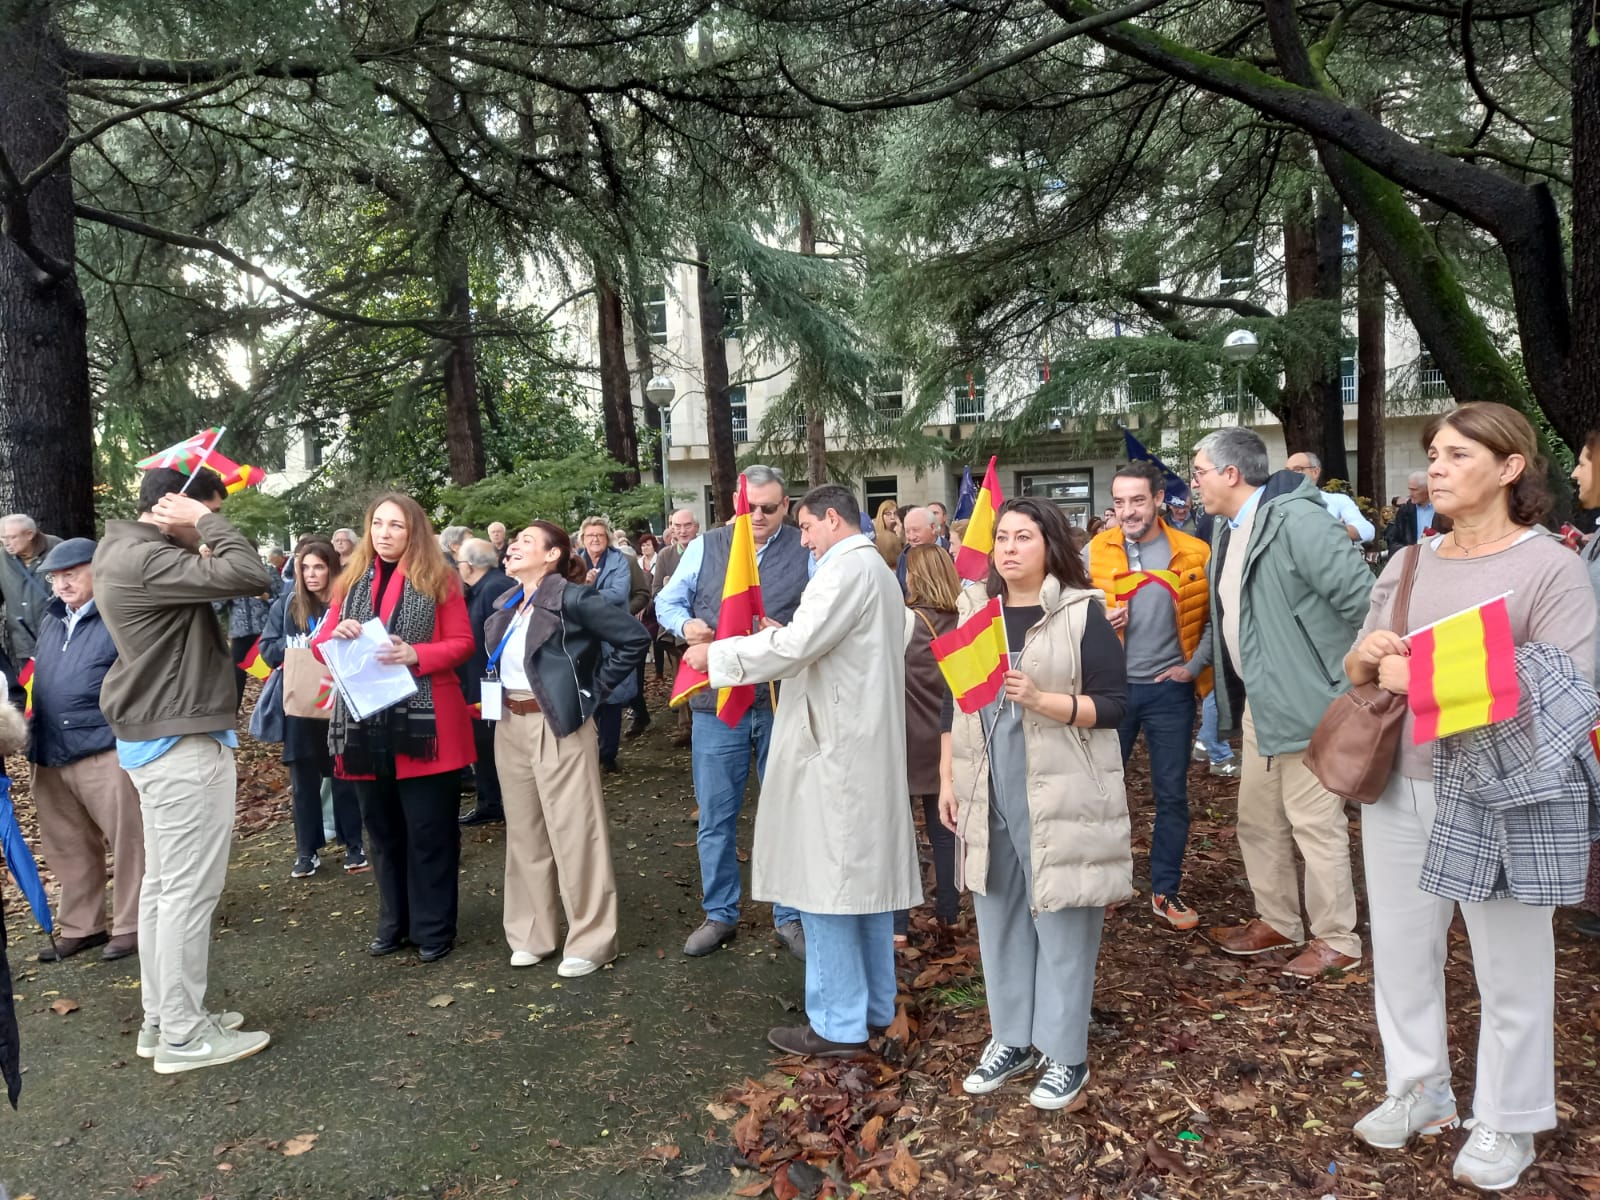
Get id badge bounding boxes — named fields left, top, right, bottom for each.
left=479, top=679, right=504, bottom=721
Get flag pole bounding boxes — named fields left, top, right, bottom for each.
left=179, top=425, right=226, bottom=496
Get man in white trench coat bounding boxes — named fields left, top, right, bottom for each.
left=685, top=484, right=923, bottom=1057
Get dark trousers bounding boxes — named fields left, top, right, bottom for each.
left=595, top=703, right=623, bottom=766
left=289, top=761, right=363, bottom=859
left=894, top=794, right=961, bottom=935
left=469, top=719, right=503, bottom=815
left=356, top=771, right=460, bottom=947
left=627, top=660, right=649, bottom=724
left=1117, top=680, right=1197, bottom=898
left=230, top=634, right=256, bottom=710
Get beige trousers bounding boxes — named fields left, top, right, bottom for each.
left=31, top=752, right=145, bottom=938
left=1237, top=704, right=1361, bottom=957
left=1362, top=774, right=1555, bottom=1131
left=494, top=700, right=618, bottom=965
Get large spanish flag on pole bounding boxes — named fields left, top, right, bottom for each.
left=669, top=474, right=767, bottom=726
left=931, top=596, right=1011, bottom=713
left=1407, top=593, right=1519, bottom=744
left=953, top=457, right=1003, bottom=582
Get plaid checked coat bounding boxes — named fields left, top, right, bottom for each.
left=1423, top=642, right=1600, bottom=906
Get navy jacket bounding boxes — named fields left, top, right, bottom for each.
left=28, top=598, right=118, bottom=767
left=460, top=566, right=513, bottom=704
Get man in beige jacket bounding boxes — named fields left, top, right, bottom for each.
left=686, top=484, right=921, bottom=1058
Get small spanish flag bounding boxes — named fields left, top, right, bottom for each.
left=1407, top=594, right=1518, bottom=744
left=931, top=596, right=1010, bottom=713
left=18, top=658, right=33, bottom=719
left=205, top=450, right=268, bottom=494
left=238, top=637, right=272, bottom=682
left=1590, top=721, right=1600, bottom=763
left=1110, top=569, right=1181, bottom=604
left=669, top=473, right=767, bottom=725
left=953, top=457, right=1003, bottom=582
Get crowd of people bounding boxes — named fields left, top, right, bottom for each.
left=3, top=402, right=1600, bottom=1191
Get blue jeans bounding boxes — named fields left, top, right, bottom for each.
left=691, top=708, right=797, bottom=928
left=1118, top=681, right=1196, bottom=898
left=799, top=911, right=897, bottom=1043
left=1198, top=690, right=1233, bottom=763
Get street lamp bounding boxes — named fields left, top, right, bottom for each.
left=645, top=375, right=677, bottom=526
left=1221, top=329, right=1260, bottom=412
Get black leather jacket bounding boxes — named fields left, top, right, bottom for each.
left=482, top=573, right=650, bottom=738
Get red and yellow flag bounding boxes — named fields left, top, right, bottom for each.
left=204, top=450, right=268, bottom=494
left=1407, top=594, right=1519, bottom=744
left=135, top=428, right=222, bottom=474
left=953, top=457, right=1003, bottom=582
left=931, top=596, right=1010, bottom=713
left=17, top=658, right=33, bottom=720
left=238, top=637, right=272, bottom=682
left=1110, top=569, right=1180, bottom=604
left=669, top=474, right=767, bottom=726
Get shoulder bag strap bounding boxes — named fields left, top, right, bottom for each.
left=1389, top=543, right=1422, bottom=635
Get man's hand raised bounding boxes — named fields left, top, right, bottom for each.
left=152, top=493, right=214, bottom=529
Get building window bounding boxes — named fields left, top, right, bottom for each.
left=1340, top=350, right=1356, bottom=405
left=1219, top=237, right=1255, bottom=293
left=1019, top=470, right=1094, bottom=527
left=950, top=367, right=986, bottom=423
left=1418, top=351, right=1448, bottom=398
left=703, top=485, right=717, bottom=528
left=300, top=423, right=323, bottom=469
left=721, top=286, right=745, bottom=339
left=638, top=284, right=668, bottom=346
left=864, top=476, right=898, bottom=520
left=1127, top=371, right=1162, bottom=407
left=789, top=411, right=806, bottom=443
left=871, top=373, right=904, bottom=416
left=263, top=424, right=287, bottom=472
left=729, top=386, right=749, bottom=443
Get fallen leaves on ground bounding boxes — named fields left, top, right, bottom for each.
left=281, top=1132, right=318, bottom=1156
left=706, top=762, right=1600, bottom=1198
left=426, top=994, right=455, bottom=1008
left=48, top=998, right=79, bottom=1016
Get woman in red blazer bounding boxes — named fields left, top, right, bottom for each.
left=314, top=493, right=475, bottom=963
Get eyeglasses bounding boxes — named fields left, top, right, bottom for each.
left=750, top=502, right=784, bottom=516
left=1191, top=465, right=1223, bottom=481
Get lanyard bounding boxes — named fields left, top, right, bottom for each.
left=485, top=589, right=528, bottom=675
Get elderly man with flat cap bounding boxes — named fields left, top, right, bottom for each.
left=27, top=538, right=146, bottom=962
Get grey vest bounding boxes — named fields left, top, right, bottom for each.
left=690, top=523, right=811, bottom=713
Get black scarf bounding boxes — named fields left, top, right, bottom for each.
left=328, top=561, right=440, bottom=774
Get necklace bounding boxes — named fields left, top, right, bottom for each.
left=1450, top=526, right=1521, bottom=556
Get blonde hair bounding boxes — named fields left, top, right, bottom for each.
left=872, top=500, right=904, bottom=569
left=338, top=492, right=460, bottom=607
left=904, top=543, right=960, bottom=612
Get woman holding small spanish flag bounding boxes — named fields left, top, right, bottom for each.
left=313, top=495, right=477, bottom=965
left=1344, top=402, right=1596, bottom=1190
left=938, top=496, right=1129, bottom=1111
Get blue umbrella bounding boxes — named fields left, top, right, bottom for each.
left=953, top=467, right=977, bottom=521
left=0, top=776, right=55, bottom=950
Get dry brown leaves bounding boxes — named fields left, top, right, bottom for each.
left=708, top=763, right=1600, bottom=1199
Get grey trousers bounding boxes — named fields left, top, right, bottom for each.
left=972, top=798, right=1104, bottom=1066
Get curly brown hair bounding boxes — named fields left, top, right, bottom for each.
left=1422, top=402, right=1551, bottom=527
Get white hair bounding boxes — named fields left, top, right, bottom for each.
left=2, top=514, right=37, bottom=534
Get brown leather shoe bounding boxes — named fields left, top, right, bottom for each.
left=1281, top=938, right=1360, bottom=978
left=37, top=931, right=109, bottom=962
left=767, top=1024, right=870, bottom=1059
left=1208, top=919, right=1300, bottom=956
left=102, top=933, right=139, bottom=961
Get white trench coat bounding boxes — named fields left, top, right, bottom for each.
left=708, top=535, right=923, bottom=915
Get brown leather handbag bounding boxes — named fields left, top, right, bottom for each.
left=1303, top=544, right=1421, bottom=805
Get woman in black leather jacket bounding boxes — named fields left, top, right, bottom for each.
left=482, top=520, right=649, bottom=979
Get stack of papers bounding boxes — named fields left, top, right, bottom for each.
left=321, top=619, right=418, bottom=720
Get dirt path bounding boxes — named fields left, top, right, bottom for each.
left=1, top=721, right=798, bottom=1200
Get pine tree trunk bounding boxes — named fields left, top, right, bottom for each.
left=1279, top=181, right=1348, bottom=480
left=0, top=4, right=96, bottom=538
left=629, top=302, right=664, bottom=487
left=697, top=245, right=736, bottom=521
left=1356, top=222, right=1387, bottom=506
left=799, top=205, right=828, bottom=487
left=1572, top=2, right=1600, bottom=448
left=440, top=252, right=485, bottom=484
left=596, top=274, right=640, bottom=492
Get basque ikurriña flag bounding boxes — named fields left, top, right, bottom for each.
left=953, top=457, right=1003, bottom=582
left=1407, top=594, right=1519, bottom=744
left=135, top=428, right=222, bottom=474
left=931, top=596, right=1010, bottom=713
left=669, top=474, right=767, bottom=726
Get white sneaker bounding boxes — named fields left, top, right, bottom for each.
left=509, top=950, right=542, bottom=968
left=556, top=956, right=600, bottom=978
left=1452, top=1121, right=1535, bottom=1191
left=153, top=1019, right=270, bottom=1075
left=1353, top=1083, right=1460, bottom=1149
left=137, top=1011, right=244, bottom=1059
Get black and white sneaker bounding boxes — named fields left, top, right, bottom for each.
left=1029, top=1059, right=1089, bottom=1110
left=290, top=854, right=320, bottom=879
left=962, top=1039, right=1040, bottom=1095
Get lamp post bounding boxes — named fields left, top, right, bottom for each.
left=645, top=374, right=677, bottom=527
left=1221, top=329, right=1260, bottom=413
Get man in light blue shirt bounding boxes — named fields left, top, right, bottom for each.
left=1286, top=452, right=1375, bottom=543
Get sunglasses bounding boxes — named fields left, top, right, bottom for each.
left=750, top=501, right=784, bottom=515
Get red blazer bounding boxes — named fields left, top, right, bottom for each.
left=312, top=561, right=476, bottom=781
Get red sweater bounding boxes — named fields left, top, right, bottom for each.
left=312, top=561, right=476, bottom=781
